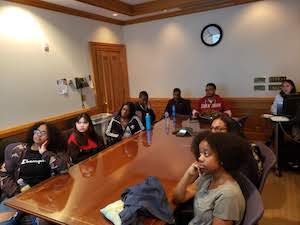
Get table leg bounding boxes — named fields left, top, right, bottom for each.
left=274, top=123, right=282, bottom=176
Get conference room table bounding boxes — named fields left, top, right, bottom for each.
left=5, top=117, right=204, bottom=225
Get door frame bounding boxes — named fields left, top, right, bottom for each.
left=90, top=42, right=130, bottom=113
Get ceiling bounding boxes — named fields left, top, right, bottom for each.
left=7, top=0, right=262, bottom=25
left=120, top=0, right=154, bottom=5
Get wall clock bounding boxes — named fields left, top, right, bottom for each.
left=201, top=24, right=223, bottom=46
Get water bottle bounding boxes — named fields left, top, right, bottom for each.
left=164, top=112, right=170, bottom=134
left=172, top=104, right=176, bottom=118
left=145, top=113, right=151, bottom=130
left=146, top=130, right=152, bottom=145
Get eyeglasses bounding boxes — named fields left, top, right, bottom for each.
left=33, top=129, right=48, bottom=137
left=210, top=126, right=227, bottom=132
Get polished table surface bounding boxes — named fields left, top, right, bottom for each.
left=5, top=118, right=203, bottom=225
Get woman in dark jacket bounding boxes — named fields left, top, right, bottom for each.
left=106, top=102, right=144, bottom=144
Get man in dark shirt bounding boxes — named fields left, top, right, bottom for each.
left=135, top=91, right=156, bottom=126
left=164, top=88, right=192, bottom=116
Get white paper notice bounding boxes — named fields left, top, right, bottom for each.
left=57, top=78, right=68, bottom=95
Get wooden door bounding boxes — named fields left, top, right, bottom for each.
left=90, top=43, right=129, bottom=113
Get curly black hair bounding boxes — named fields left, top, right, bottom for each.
left=73, top=113, right=99, bottom=146
left=191, top=130, right=211, bottom=160
left=204, top=132, right=249, bottom=172
left=118, top=102, right=136, bottom=120
left=211, top=114, right=245, bottom=138
left=26, top=122, right=65, bottom=153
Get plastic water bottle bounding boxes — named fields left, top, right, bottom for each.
left=164, top=112, right=170, bottom=134
left=146, top=130, right=152, bottom=145
left=172, top=104, right=176, bottom=118
left=145, top=113, right=151, bottom=130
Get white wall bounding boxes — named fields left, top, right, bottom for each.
left=123, top=0, right=300, bottom=98
left=0, top=1, right=123, bottom=129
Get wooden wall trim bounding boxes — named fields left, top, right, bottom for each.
left=7, top=0, right=125, bottom=25
left=0, top=107, right=99, bottom=140
left=75, top=0, right=134, bottom=16
left=6, top=0, right=261, bottom=26
left=124, top=0, right=260, bottom=25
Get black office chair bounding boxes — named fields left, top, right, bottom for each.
left=234, top=115, right=249, bottom=130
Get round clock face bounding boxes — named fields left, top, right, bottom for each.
left=201, top=24, right=223, bottom=46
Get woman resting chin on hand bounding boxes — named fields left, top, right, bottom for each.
left=173, top=132, right=247, bottom=225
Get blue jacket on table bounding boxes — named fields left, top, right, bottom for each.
left=120, top=176, right=174, bottom=225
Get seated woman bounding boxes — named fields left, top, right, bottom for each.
left=271, top=79, right=296, bottom=115
left=0, top=122, right=69, bottom=224
left=106, top=102, right=144, bottom=144
left=270, top=79, right=298, bottom=169
left=210, top=115, right=263, bottom=188
left=67, top=113, right=103, bottom=164
left=174, top=132, right=246, bottom=225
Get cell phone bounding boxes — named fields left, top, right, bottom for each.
left=174, top=127, right=193, bottom=137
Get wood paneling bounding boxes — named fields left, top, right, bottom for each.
left=0, top=107, right=98, bottom=141
left=133, top=0, right=205, bottom=15
left=90, top=42, right=130, bottom=113
left=130, top=97, right=274, bottom=140
left=7, top=0, right=125, bottom=25
left=75, top=0, right=134, bottom=16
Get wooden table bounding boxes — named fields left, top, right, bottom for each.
left=5, top=118, right=202, bottom=225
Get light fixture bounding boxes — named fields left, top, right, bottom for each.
left=113, top=13, right=118, bottom=17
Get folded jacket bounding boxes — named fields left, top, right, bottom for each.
left=120, top=176, right=174, bottom=225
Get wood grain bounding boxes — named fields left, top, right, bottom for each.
left=5, top=118, right=197, bottom=225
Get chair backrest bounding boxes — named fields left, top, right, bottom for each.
left=0, top=137, right=20, bottom=164
left=62, top=128, right=73, bottom=147
left=236, top=116, right=249, bottom=129
left=234, top=172, right=264, bottom=225
left=254, top=141, right=276, bottom=192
